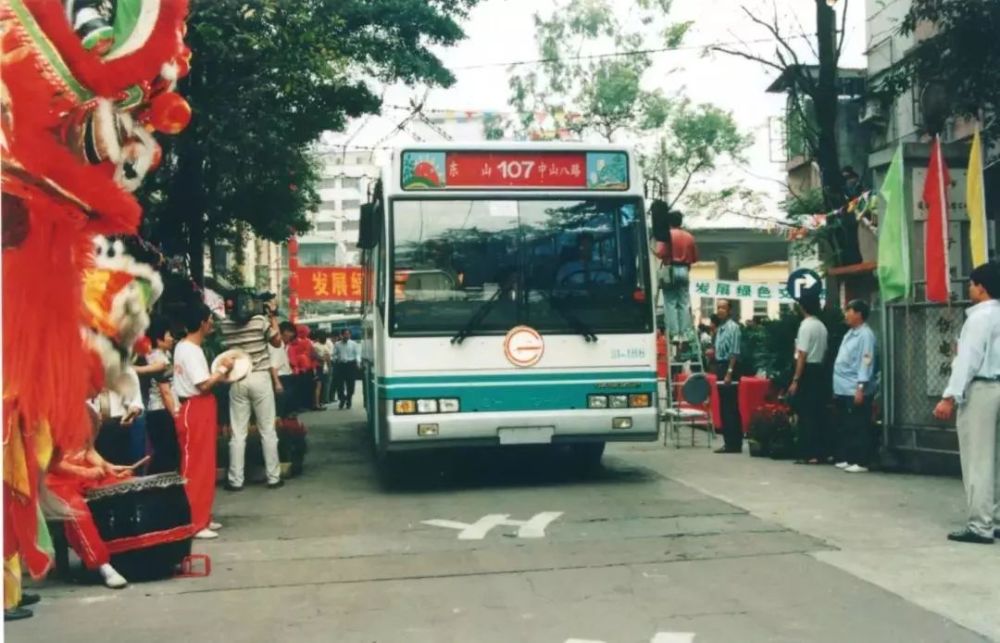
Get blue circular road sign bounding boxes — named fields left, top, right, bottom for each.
left=787, top=268, right=822, bottom=302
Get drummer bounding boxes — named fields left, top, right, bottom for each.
left=173, top=304, right=234, bottom=540
left=45, top=446, right=131, bottom=589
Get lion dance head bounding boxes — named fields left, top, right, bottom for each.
left=2, top=0, right=191, bottom=588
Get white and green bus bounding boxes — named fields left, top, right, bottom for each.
left=357, top=143, right=663, bottom=473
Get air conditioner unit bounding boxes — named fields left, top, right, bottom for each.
left=859, top=99, right=885, bottom=124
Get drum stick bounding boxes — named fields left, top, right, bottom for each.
left=125, top=455, right=151, bottom=470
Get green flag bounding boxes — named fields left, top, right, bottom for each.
left=877, top=145, right=910, bottom=302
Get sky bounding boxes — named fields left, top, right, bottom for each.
left=325, top=0, right=869, bottom=228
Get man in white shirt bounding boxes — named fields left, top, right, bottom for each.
left=934, top=262, right=1000, bottom=544
left=144, top=318, right=180, bottom=474
left=332, top=329, right=361, bottom=409
left=269, top=322, right=294, bottom=417
left=90, top=369, right=143, bottom=466
left=788, top=295, right=829, bottom=464
left=173, top=303, right=233, bottom=540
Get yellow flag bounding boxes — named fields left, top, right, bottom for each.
left=968, top=130, right=988, bottom=266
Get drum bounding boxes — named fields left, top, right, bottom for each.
left=85, top=473, right=193, bottom=581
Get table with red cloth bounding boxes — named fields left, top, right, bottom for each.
left=672, top=372, right=722, bottom=429
left=738, top=376, right=773, bottom=435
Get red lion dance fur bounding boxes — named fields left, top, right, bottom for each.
left=2, top=0, right=190, bottom=607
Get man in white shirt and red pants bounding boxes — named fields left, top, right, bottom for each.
left=173, top=304, right=233, bottom=540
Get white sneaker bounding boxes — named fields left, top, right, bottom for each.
left=209, top=521, right=223, bottom=530
left=834, top=461, right=850, bottom=469
left=99, top=563, right=128, bottom=589
left=844, top=464, right=869, bottom=473
left=194, top=528, right=219, bottom=539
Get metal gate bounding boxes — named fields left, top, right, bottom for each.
left=883, top=300, right=968, bottom=463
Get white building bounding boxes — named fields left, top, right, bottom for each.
left=298, top=148, right=381, bottom=267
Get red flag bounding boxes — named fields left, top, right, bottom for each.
left=922, top=135, right=951, bottom=302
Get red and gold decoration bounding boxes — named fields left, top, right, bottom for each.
left=2, top=0, right=190, bottom=609
left=287, top=236, right=300, bottom=322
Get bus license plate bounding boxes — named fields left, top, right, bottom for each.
left=498, top=427, right=554, bottom=445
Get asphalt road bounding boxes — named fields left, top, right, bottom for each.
left=12, top=403, right=988, bottom=643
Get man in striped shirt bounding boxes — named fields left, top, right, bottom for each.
left=218, top=306, right=284, bottom=490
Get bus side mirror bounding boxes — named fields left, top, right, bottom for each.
left=650, top=200, right=670, bottom=242
left=358, top=202, right=381, bottom=249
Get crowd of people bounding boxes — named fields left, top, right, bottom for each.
left=35, top=297, right=364, bottom=598
left=701, top=261, right=1000, bottom=545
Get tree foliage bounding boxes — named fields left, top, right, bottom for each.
left=506, top=0, right=749, bottom=208
left=878, top=0, right=1000, bottom=137
left=711, top=1, right=851, bottom=209
left=140, top=0, right=478, bottom=282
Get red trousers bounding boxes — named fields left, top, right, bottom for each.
left=177, top=395, right=218, bottom=531
left=46, top=473, right=119, bottom=570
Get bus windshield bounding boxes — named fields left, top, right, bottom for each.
left=389, top=198, right=652, bottom=336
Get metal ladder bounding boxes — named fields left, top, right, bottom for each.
left=659, top=303, right=715, bottom=448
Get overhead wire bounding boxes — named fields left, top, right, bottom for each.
left=448, top=33, right=816, bottom=71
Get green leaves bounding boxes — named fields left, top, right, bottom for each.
left=506, top=0, right=750, bottom=209
left=142, top=0, right=479, bottom=276
left=879, top=0, right=998, bottom=136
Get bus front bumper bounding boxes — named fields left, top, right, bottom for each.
left=381, top=407, right=658, bottom=451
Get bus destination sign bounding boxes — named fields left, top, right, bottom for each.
left=401, top=150, right=629, bottom=191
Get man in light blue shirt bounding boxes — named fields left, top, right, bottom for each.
left=933, top=262, right=1000, bottom=544
left=332, top=329, right=361, bottom=409
left=555, top=233, right=618, bottom=287
left=713, top=299, right=743, bottom=454
left=832, top=300, right=877, bottom=472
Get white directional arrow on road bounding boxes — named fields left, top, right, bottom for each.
left=793, top=271, right=819, bottom=298
left=565, top=633, right=695, bottom=643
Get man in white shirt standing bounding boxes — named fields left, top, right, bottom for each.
left=934, top=262, right=1000, bottom=544
left=788, top=295, right=829, bottom=465
left=269, top=322, right=294, bottom=417
left=173, top=303, right=233, bottom=540
left=332, top=329, right=361, bottom=409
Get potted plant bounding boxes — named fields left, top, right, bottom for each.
left=748, top=402, right=796, bottom=459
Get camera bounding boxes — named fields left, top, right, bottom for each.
left=229, top=289, right=277, bottom=324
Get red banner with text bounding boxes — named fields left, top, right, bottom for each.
left=295, top=267, right=363, bottom=301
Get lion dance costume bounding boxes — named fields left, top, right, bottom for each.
left=1, top=0, right=190, bottom=609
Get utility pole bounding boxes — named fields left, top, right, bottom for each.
left=815, top=0, right=846, bottom=208
left=659, top=138, right=669, bottom=203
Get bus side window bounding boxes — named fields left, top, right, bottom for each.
left=376, top=234, right=386, bottom=321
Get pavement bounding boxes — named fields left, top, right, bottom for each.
left=10, top=398, right=999, bottom=643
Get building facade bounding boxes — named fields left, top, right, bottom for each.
left=299, top=148, right=381, bottom=268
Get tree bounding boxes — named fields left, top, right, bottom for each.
left=711, top=1, right=851, bottom=209
left=507, top=0, right=749, bottom=208
left=140, top=0, right=479, bottom=283
left=879, top=0, right=1000, bottom=139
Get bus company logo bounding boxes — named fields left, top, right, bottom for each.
left=503, top=325, right=544, bottom=367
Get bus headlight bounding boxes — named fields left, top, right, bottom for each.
left=439, top=398, right=460, bottom=413
left=612, top=417, right=633, bottom=429
left=629, top=394, right=651, bottom=408
left=416, top=399, right=439, bottom=414
left=394, top=400, right=416, bottom=415
left=609, top=394, right=629, bottom=409
left=587, top=395, right=608, bottom=409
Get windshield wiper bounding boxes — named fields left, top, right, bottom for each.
left=450, top=285, right=507, bottom=345
left=545, top=291, right=598, bottom=343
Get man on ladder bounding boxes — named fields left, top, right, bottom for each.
left=655, top=210, right=699, bottom=353
left=654, top=206, right=713, bottom=446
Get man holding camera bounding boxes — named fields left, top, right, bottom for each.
left=218, top=291, right=284, bottom=490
